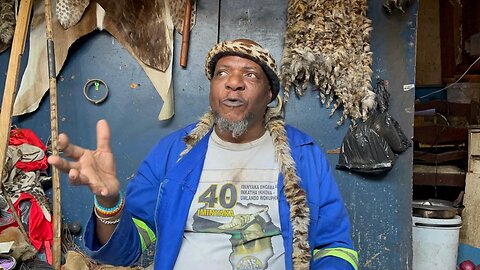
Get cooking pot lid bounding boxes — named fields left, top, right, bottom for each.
left=412, top=199, right=456, bottom=211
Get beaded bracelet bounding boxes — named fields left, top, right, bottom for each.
left=94, top=192, right=124, bottom=217
left=94, top=207, right=121, bottom=225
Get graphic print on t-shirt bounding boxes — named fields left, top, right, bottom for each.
left=192, top=183, right=281, bottom=270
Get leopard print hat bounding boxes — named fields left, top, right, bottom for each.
left=205, top=39, right=280, bottom=102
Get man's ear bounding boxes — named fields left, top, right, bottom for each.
left=267, top=89, right=273, bottom=103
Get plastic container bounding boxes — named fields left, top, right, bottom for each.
left=0, top=254, right=16, bottom=270
left=412, top=215, right=462, bottom=270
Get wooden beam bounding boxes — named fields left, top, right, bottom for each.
left=461, top=128, right=480, bottom=247
left=43, top=0, right=62, bottom=268
left=460, top=172, right=480, bottom=247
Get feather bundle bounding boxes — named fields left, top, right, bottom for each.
left=281, top=0, right=374, bottom=125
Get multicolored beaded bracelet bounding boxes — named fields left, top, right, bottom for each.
left=94, top=192, right=124, bottom=217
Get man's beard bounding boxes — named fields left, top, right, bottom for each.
left=213, top=111, right=253, bottom=139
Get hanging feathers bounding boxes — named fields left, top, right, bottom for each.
left=281, top=0, right=374, bottom=125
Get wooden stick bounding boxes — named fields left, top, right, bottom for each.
left=0, top=184, right=30, bottom=243
left=180, top=0, right=192, bottom=68
left=0, top=0, right=33, bottom=247
left=43, top=0, right=62, bottom=268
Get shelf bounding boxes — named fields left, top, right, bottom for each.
left=414, top=150, right=468, bottom=164
left=414, top=126, right=468, bottom=145
left=413, top=164, right=466, bottom=187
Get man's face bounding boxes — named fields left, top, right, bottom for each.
left=209, top=55, right=272, bottom=129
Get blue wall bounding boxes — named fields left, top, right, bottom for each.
left=0, top=0, right=417, bottom=269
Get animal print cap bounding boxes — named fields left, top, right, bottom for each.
left=205, top=39, right=280, bottom=102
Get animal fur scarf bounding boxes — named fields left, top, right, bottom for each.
left=181, top=108, right=312, bottom=269
left=281, top=0, right=375, bottom=125
left=62, top=250, right=142, bottom=270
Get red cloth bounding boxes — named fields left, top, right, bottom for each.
left=9, top=128, right=48, bottom=171
left=13, top=193, right=52, bottom=251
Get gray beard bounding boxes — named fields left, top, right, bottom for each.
left=213, top=111, right=253, bottom=139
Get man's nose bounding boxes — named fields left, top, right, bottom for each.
left=226, top=73, right=245, bottom=91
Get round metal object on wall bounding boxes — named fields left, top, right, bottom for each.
left=83, top=79, right=109, bottom=104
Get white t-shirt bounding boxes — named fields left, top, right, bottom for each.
left=173, top=130, right=286, bottom=270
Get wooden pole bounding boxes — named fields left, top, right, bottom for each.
left=43, top=0, right=62, bottom=268
left=0, top=0, right=33, bottom=246
left=179, top=0, right=192, bottom=68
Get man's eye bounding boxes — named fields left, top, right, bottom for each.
left=245, top=73, right=257, bottom=78
left=215, top=71, right=227, bottom=77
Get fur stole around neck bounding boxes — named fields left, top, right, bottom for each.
left=181, top=108, right=311, bottom=269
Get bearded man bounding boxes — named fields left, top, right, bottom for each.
left=48, top=39, right=358, bottom=270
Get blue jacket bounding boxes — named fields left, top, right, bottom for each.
left=84, top=123, right=358, bottom=270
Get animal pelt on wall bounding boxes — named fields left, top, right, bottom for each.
left=56, top=0, right=90, bottom=29
left=281, top=0, right=375, bottom=125
left=0, top=0, right=15, bottom=53
left=55, top=0, right=197, bottom=34
left=167, top=0, right=197, bottom=34
left=14, top=0, right=176, bottom=120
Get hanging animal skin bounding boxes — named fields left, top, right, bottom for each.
left=56, top=0, right=90, bottom=29
left=281, top=0, right=375, bottom=125
left=14, top=0, right=199, bottom=121
left=168, top=0, right=197, bottom=34
left=0, top=0, right=16, bottom=53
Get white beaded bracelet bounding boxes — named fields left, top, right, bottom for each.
left=94, top=206, right=121, bottom=225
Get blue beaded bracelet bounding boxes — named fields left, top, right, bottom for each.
left=94, top=192, right=123, bottom=215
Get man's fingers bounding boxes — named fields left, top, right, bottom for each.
left=57, top=133, right=70, bottom=151
left=68, top=170, right=94, bottom=187
left=68, top=169, right=81, bottom=184
left=48, top=156, right=76, bottom=173
left=73, top=171, right=111, bottom=196
left=59, top=133, right=85, bottom=160
left=96, top=120, right=112, bottom=152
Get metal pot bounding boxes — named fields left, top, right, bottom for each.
left=412, top=199, right=459, bottom=219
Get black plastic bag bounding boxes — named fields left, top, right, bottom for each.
left=369, top=111, right=411, bottom=153
left=336, top=79, right=411, bottom=174
left=336, top=112, right=411, bottom=174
